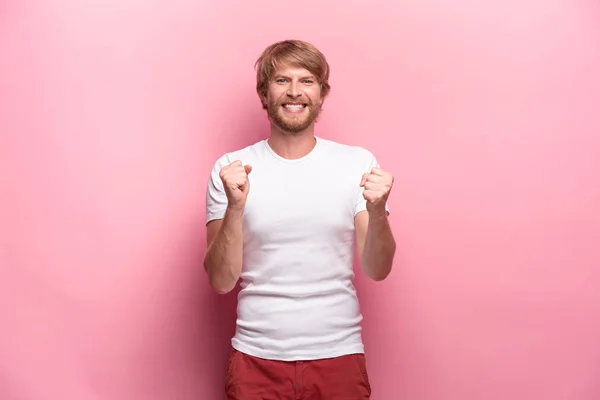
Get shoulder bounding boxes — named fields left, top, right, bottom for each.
left=210, top=140, right=267, bottom=170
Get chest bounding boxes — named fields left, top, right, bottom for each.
left=242, top=166, right=360, bottom=244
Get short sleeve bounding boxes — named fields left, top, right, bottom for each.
left=205, top=154, right=231, bottom=224
left=354, top=153, right=391, bottom=216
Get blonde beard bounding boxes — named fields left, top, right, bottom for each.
left=267, top=102, right=321, bottom=134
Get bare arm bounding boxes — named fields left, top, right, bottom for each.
left=203, top=207, right=244, bottom=294
left=355, top=210, right=396, bottom=281
left=203, top=160, right=251, bottom=294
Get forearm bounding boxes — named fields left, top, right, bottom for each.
left=361, top=211, right=396, bottom=281
left=204, top=207, right=244, bottom=294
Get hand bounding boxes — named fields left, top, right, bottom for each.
left=219, top=160, right=252, bottom=210
left=360, top=167, right=393, bottom=215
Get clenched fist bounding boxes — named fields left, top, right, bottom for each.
left=360, top=167, right=393, bottom=215
left=219, top=160, right=252, bottom=210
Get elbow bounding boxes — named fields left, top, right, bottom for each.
left=368, top=267, right=391, bottom=282
left=208, top=273, right=237, bottom=294
left=363, top=246, right=396, bottom=282
left=361, top=259, right=392, bottom=281
left=213, top=283, right=235, bottom=295
left=204, top=259, right=237, bottom=295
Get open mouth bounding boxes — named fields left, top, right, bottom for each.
left=282, top=103, right=307, bottom=113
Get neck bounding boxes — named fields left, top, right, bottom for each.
left=268, top=123, right=317, bottom=160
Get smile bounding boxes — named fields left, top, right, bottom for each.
left=282, top=103, right=307, bottom=113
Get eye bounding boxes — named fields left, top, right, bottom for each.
left=275, top=78, right=287, bottom=83
left=303, top=79, right=314, bottom=84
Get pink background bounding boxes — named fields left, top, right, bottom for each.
left=1, top=1, right=599, bottom=399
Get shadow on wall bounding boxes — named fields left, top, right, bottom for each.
left=202, top=285, right=240, bottom=386
left=350, top=218, right=422, bottom=393
left=192, top=101, right=267, bottom=395
left=170, top=195, right=241, bottom=398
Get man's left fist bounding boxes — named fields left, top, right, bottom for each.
left=360, top=167, right=393, bottom=215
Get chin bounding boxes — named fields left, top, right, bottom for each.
left=268, top=104, right=319, bottom=134
left=279, top=124, right=310, bottom=135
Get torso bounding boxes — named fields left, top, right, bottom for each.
left=209, top=136, right=377, bottom=361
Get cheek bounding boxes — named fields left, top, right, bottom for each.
left=307, top=88, right=322, bottom=103
left=310, top=95, right=323, bottom=107
left=267, top=87, right=286, bottom=101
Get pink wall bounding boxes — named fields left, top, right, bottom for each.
left=1, top=1, right=599, bottom=399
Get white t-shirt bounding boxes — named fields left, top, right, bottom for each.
left=205, top=136, right=386, bottom=361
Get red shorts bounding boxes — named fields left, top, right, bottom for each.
left=225, top=348, right=372, bottom=399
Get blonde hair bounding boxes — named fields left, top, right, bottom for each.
left=255, top=40, right=331, bottom=109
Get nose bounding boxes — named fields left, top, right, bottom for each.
left=286, top=81, right=301, bottom=98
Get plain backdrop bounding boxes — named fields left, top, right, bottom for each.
left=1, top=1, right=599, bottom=399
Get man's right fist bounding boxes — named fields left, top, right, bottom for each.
left=219, top=160, right=252, bottom=209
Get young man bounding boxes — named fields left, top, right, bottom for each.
left=204, top=39, right=396, bottom=399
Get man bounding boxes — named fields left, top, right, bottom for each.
left=204, top=39, right=396, bottom=399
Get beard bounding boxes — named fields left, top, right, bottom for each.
left=267, top=98, right=321, bottom=134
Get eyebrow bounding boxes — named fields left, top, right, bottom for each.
left=273, top=74, right=316, bottom=80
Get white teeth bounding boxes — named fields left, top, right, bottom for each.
left=284, top=104, right=305, bottom=110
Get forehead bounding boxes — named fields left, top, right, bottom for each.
left=272, top=64, right=315, bottom=78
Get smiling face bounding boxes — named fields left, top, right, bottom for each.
left=254, top=40, right=331, bottom=135
left=263, top=65, right=323, bottom=134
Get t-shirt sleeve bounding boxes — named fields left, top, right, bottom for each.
left=354, top=152, right=391, bottom=216
left=205, top=154, right=231, bottom=224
